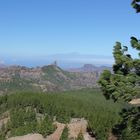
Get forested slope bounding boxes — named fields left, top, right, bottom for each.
left=0, top=89, right=125, bottom=140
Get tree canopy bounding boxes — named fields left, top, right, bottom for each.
left=98, top=1, right=140, bottom=139
left=132, top=0, right=140, bottom=13
left=98, top=38, right=140, bottom=102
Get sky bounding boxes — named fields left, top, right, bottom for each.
left=0, top=0, right=140, bottom=67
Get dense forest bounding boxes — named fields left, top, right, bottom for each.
left=0, top=89, right=125, bottom=140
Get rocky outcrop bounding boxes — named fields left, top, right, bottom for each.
left=7, top=118, right=96, bottom=140
left=129, top=98, right=140, bottom=105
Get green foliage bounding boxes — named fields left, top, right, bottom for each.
left=113, top=106, right=140, bottom=140
left=42, top=65, right=66, bottom=86
left=0, top=89, right=123, bottom=140
left=0, top=124, right=6, bottom=140
left=98, top=6, right=140, bottom=138
left=37, top=115, right=55, bottom=137
left=60, top=126, right=69, bottom=140
left=98, top=39, right=140, bottom=102
left=0, top=107, right=55, bottom=138
left=98, top=37, right=140, bottom=139
left=131, top=0, right=140, bottom=13
left=0, top=78, right=41, bottom=94
left=0, top=134, right=5, bottom=140
left=7, top=108, right=37, bottom=136
left=131, top=36, right=140, bottom=50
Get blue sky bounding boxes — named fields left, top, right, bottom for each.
left=0, top=0, right=140, bottom=67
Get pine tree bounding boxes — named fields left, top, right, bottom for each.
left=131, top=0, right=140, bottom=13
left=98, top=40, right=140, bottom=102
left=98, top=1, right=140, bottom=139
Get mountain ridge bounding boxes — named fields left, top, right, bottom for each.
left=0, top=64, right=111, bottom=94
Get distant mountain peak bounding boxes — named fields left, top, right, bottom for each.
left=82, top=64, right=97, bottom=72
left=67, top=64, right=112, bottom=73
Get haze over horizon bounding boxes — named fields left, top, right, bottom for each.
left=0, top=53, right=114, bottom=68
left=0, top=0, right=140, bottom=67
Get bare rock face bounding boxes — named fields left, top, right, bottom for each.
left=68, top=118, right=88, bottom=139
left=20, top=69, right=42, bottom=80
left=7, top=134, right=45, bottom=140
left=46, top=122, right=65, bottom=140
left=129, top=98, right=140, bottom=105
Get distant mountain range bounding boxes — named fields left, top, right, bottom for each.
left=0, top=64, right=112, bottom=94
left=67, top=64, right=112, bottom=73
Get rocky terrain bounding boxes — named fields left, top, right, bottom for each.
left=6, top=118, right=95, bottom=140
left=0, top=64, right=102, bottom=94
